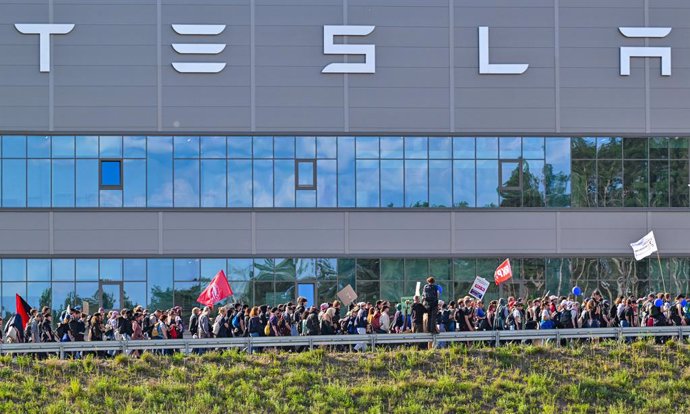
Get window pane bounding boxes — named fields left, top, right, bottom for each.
left=52, top=160, right=75, bottom=207
left=124, top=282, right=147, bottom=309
left=100, top=160, right=121, bottom=186
left=522, top=159, right=545, bottom=207
left=253, top=160, right=273, bottom=207
left=27, top=159, right=51, bottom=207
left=356, top=259, right=380, bottom=281
left=623, top=160, right=648, bottom=207
left=296, top=136, right=316, bottom=158
left=297, top=161, right=314, bottom=187
left=2, top=283, right=26, bottom=318
left=3, top=259, right=26, bottom=281
left=571, top=137, right=596, bottom=159
left=522, top=137, right=544, bottom=159
left=623, top=138, right=647, bottom=159
left=253, top=136, right=273, bottom=158
left=201, top=160, right=226, bottom=207
left=670, top=160, right=689, bottom=207
left=405, top=259, right=428, bottom=283
left=174, top=136, right=199, bottom=158
left=317, top=160, right=337, bottom=207
left=228, top=259, right=253, bottom=281
left=499, top=137, right=521, bottom=159
left=476, top=137, right=497, bottom=159
left=429, top=137, right=451, bottom=159
left=147, top=259, right=173, bottom=310
left=123, top=159, right=146, bottom=207
left=28, top=282, right=51, bottom=310
left=453, top=259, right=475, bottom=282
left=380, top=160, right=403, bottom=207
left=453, top=160, right=475, bottom=207
left=51, top=283, right=74, bottom=314
left=28, top=259, right=50, bottom=281
left=296, top=189, right=316, bottom=207
left=76, top=282, right=100, bottom=310
left=337, top=137, right=355, bottom=207
left=52, top=136, right=74, bottom=158
left=316, top=258, right=338, bottom=280
left=200, top=136, right=226, bottom=158
left=27, top=135, right=51, bottom=157
left=380, top=136, right=403, bottom=159
left=356, top=160, right=379, bottom=207
left=2, top=159, right=26, bottom=207
left=124, top=259, right=146, bottom=281
left=670, top=137, right=688, bottom=159
left=76, top=159, right=98, bottom=207
left=429, top=160, right=452, bottom=207
left=100, top=189, right=123, bottom=208
left=453, top=137, right=474, bottom=159
left=405, top=137, right=427, bottom=159
left=274, top=159, right=295, bottom=207
left=650, top=137, right=668, bottom=159
left=405, top=159, right=428, bottom=207
left=274, top=136, right=295, bottom=158
left=476, top=160, right=498, bottom=207
left=173, top=159, right=200, bottom=207
left=228, top=136, right=252, bottom=158
left=356, top=136, right=379, bottom=158
left=147, top=137, right=173, bottom=207
left=123, top=136, right=146, bottom=158
left=100, top=136, right=122, bottom=158
left=381, top=259, right=404, bottom=282
left=317, top=136, right=337, bottom=158
left=545, top=137, right=571, bottom=207
left=356, top=280, right=380, bottom=303
left=597, top=137, right=622, bottom=159
left=337, top=259, right=356, bottom=290
left=228, top=159, right=252, bottom=207
left=200, top=259, right=227, bottom=282
left=295, top=258, right=315, bottom=280
left=100, top=259, right=122, bottom=282
left=53, top=259, right=75, bottom=281
left=76, top=136, right=99, bottom=158
left=597, top=160, right=623, bottom=207
left=571, top=160, right=596, bottom=207
left=430, top=259, right=450, bottom=280
left=76, top=259, right=98, bottom=281
left=2, top=136, right=26, bottom=157
left=174, top=259, right=200, bottom=281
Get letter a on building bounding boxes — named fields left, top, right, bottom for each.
left=494, top=259, right=513, bottom=285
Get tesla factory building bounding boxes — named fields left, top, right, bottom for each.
left=0, top=0, right=689, bottom=314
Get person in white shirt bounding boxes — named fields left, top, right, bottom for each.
left=379, top=305, right=391, bottom=333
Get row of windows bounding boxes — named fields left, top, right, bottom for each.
left=0, top=135, right=687, bottom=208
left=1, top=257, right=688, bottom=319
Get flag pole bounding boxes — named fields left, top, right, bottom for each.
left=656, top=250, right=667, bottom=293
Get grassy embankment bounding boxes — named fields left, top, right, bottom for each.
left=0, top=339, right=688, bottom=413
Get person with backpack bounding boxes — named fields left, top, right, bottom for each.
left=304, top=307, right=320, bottom=336
left=247, top=307, right=263, bottom=354
left=198, top=307, right=211, bottom=339
left=353, top=304, right=368, bottom=352
left=422, top=277, right=439, bottom=334
left=493, top=298, right=509, bottom=332
left=118, top=309, right=134, bottom=341
left=213, top=307, right=229, bottom=338
left=320, top=307, right=335, bottom=335
left=231, top=307, right=246, bottom=337
left=189, top=307, right=200, bottom=339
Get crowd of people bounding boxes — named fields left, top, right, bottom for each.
left=2, top=277, right=689, bottom=356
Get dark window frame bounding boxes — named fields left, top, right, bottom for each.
left=295, top=159, right=317, bottom=190
left=498, top=158, right=523, bottom=192
left=99, top=159, right=123, bottom=190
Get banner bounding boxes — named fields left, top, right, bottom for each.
left=196, top=270, right=233, bottom=306
left=336, top=284, right=358, bottom=305
left=469, top=276, right=490, bottom=300
left=630, top=231, right=658, bottom=261
left=494, top=259, right=513, bottom=285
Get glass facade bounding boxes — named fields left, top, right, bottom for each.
left=2, top=257, right=688, bottom=319
left=0, top=135, right=686, bottom=209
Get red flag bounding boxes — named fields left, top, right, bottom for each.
left=494, top=259, right=513, bottom=285
left=197, top=270, right=233, bottom=306
left=16, top=294, right=32, bottom=328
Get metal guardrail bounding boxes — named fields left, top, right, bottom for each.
left=1, top=326, right=688, bottom=359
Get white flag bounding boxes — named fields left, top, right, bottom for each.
left=630, top=231, right=658, bottom=261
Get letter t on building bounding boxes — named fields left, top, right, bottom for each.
left=15, top=24, right=75, bottom=72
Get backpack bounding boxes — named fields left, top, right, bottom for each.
left=559, top=309, right=574, bottom=329
left=422, top=284, right=438, bottom=305
left=306, top=314, right=320, bottom=335
left=371, top=313, right=382, bottom=331
left=169, top=324, right=180, bottom=339
left=212, top=317, right=222, bottom=336
left=232, top=314, right=242, bottom=330
left=264, top=322, right=272, bottom=336
left=494, top=306, right=507, bottom=330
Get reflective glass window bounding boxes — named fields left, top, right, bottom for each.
left=274, top=160, right=295, bottom=207
left=100, top=136, right=122, bottom=158
left=124, top=282, right=147, bottom=309
left=317, top=160, right=337, bottom=207
left=51, top=283, right=74, bottom=313
left=201, top=160, right=226, bottom=207
left=147, top=136, right=173, bottom=207
left=405, top=160, right=428, bottom=207
left=2, top=135, right=25, bottom=157
left=147, top=259, right=173, bottom=310
left=476, top=137, right=498, bottom=159
left=228, top=259, right=253, bottom=281
left=571, top=137, right=596, bottom=159
left=52, top=136, right=75, bottom=158
left=337, top=137, right=355, bottom=207
left=429, top=137, right=451, bottom=159
left=649, top=137, right=669, bottom=159
left=274, top=137, right=295, bottom=158
left=296, top=136, right=316, bottom=159
left=2, top=283, right=26, bottom=317
left=123, top=136, right=146, bottom=158
left=174, top=259, right=200, bottom=281
left=228, top=136, right=252, bottom=158
left=100, top=160, right=122, bottom=187
left=476, top=160, right=498, bottom=207
left=52, top=160, right=75, bottom=207
left=623, top=160, right=648, bottom=207
left=27, top=159, right=51, bottom=207
left=597, top=137, right=622, bottom=159
left=453, top=160, right=475, bottom=208
left=670, top=137, right=688, bottom=159
left=200, top=259, right=227, bottom=282
left=357, top=259, right=380, bottom=281
left=623, top=138, right=647, bottom=159
left=76, top=160, right=98, bottom=207
left=295, top=258, right=315, bottom=280
left=670, top=160, right=689, bottom=207
left=522, top=137, right=545, bottom=159
left=27, top=135, right=51, bottom=158
left=356, top=137, right=379, bottom=158
left=174, top=136, right=199, bottom=158
left=499, top=137, right=521, bottom=159
left=100, top=189, right=122, bottom=207
left=123, top=159, right=146, bottom=207
left=2, top=159, right=26, bottom=207
left=296, top=189, right=316, bottom=207
left=380, top=137, right=403, bottom=159
left=429, top=160, right=452, bottom=207
left=297, top=160, right=315, bottom=188
left=76, top=259, right=98, bottom=281
left=405, top=137, right=427, bottom=159
left=3, top=259, right=26, bottom=281
left=124, top=259, right=146, bottom=281
left=253, top=160, right=273, bottom=207
left=253, top=136, right=273, bottom=158
left=571, top=160, right=596, bottom=207
left=77, top=282, right=101, bottom=310
left=53, top=259, right=75, bottom=281
left=453, top=137, right=474, bottom=159
left=173, top=159, right=200, bottom=207
left=522, top=159, right=545, bottom=207
left=317, top=136, right=337, bottom=159
left=356, top=160, right=379, bottom=207
left=545, top=137, right=571, bottom=207
left=200, top=136, right=226, bottom=158
left=597, top=160, right=623, bottom=207
left=380, top=160, right=403, bottom=208
left=27, top=282, right=51, bottom=310
left=173, top=281, right=201, bottom=310
left=228, top=159, right=252, bottom=207
left=28, top=259, right=51, bottom=281
left=76, top=136, right=99, bottom=158
left=650, top=160, right=669, bottom=207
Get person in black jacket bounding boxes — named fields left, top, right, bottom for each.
left=118, top=309, right=134, bottom=341
left=411, top=296, right=426, bottom=333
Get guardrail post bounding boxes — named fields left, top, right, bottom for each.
left=494, top=331, right=500, bottom=347
left=555, top=330, right=561, bottom=347
left=59, top=345, right=64, bottom=360
left=370, top=335, right=375, bottom=352
left=617, top=328, right=623, bottom=343
left=309, top=337, right=314, bottom=351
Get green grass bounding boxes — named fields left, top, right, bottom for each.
left=0, top=340, right=689, bottom=413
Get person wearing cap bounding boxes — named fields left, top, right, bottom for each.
left=353, top=303, right=368, bottom=352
